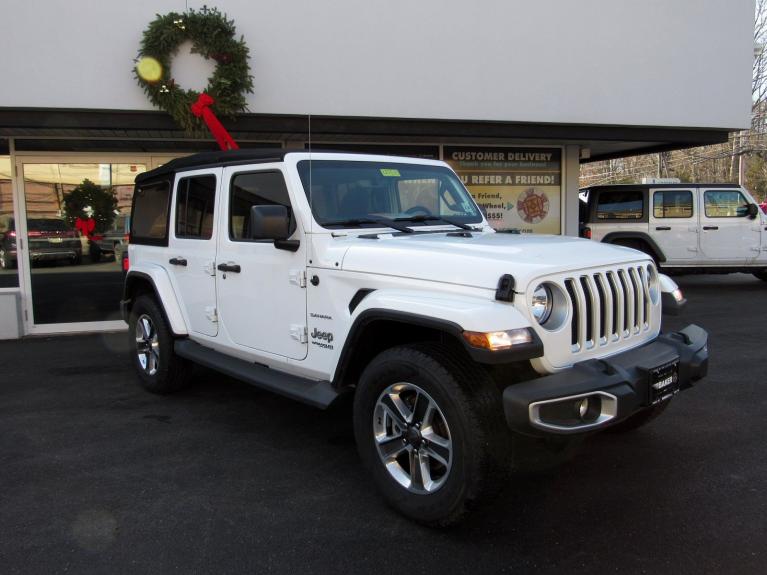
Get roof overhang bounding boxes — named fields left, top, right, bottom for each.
left=0, top=108, right=734, bottom=162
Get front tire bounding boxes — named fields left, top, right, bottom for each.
left=128, top=295, right=191, bottom=394
left=353, top=343, right=511, bottom=527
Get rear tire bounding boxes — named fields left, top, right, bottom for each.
left=607, top=399, right=671, bottom=433
left=353, top=343, right=511, bottom=527
left=128, top=295, right=191, bottom=394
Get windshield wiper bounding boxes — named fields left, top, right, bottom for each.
left=395, top=214, right=477, bottom=231
left=321, top=217, right=414, bottom=233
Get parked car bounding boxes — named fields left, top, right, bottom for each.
left=0, top=215, right=82, bottom=268
left=580, top=183, right=767, bottom=281
left=122, top=150, right=708, bottom=526
left=90, top=213, right=130, bottom=263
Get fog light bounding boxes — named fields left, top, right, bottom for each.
left=576, top=397, right=589, bottom=420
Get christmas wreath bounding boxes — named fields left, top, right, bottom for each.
left=134, top=7, right=253, bottom=135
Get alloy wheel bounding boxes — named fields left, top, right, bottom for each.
left=135, top=314, right=160, bottom=376
left=373, top=382, right=453, bottom=494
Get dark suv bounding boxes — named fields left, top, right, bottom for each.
left=0, top=216, right=82, bottom=268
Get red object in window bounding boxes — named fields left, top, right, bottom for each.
left=122, top=252, right=130, bottom=272
left=582, top=227, right=592, bottom=239
left=75, top=217, right=96, bottom=238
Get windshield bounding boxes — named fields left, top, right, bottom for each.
left=297, top=160, right=483, bottom=228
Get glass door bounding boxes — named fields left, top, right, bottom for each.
left=17, top=157, right=148, bottom=334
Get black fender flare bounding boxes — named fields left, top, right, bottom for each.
left=331, top=309, right=543, bottom=387
left=601, top=232, right=666, bottom=263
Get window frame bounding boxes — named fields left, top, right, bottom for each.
left=129, top=178, right=172, bottom=247
left=594, top=189, right=646, bottom=222
left=652, top=189, right=694, bottom=219
left=174, top=174, right=217, bottom=240
left=703, top=189, right=750, bottom=219
left=228, top=170, right=295, bottom=243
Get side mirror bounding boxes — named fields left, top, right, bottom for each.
left=747, top=203, right=759, bottom=219
left=249, top=205, right=290, bottom=240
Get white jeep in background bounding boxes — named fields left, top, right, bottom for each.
left=122, top=150, right=709, bottom=526
left=580, top=183, right=767, bottom=281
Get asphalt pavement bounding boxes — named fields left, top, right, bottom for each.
left=0, top=273, right=765, bottom=574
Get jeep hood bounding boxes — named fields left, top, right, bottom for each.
left=338, top=231, right=650, bottom=291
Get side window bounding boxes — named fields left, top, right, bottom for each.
left=704, top=190, right=750, bottom=218
left=175, top=175, right=216, bottom=239
left=229, top=171, right=294, bottom=241
left=596, top=190, right=643, bottom=220
left=653, top=190, right=693, bottom=218
left=131, top=180, right=171, bottom=244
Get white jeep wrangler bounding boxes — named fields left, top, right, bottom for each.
left=122, top=150, right=709, bottom=526
left=580, top=183, right=767, bottom=281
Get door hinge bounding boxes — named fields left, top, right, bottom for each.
left=687, top=246, right=698, bottom=252
left=289, top=269, right=307, bottom=288
left=750, top=246, right=761, bottom=252
left=205, top=306, right=218, bottom=323
left=290, top=324, right=308, bottom=343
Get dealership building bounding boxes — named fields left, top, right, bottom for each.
left=0, top=0, right=755, bottom=338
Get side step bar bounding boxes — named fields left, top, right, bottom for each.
left=174, top=339, right=339, bottom=409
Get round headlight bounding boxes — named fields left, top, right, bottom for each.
left=531, top=284, right=553, bottom=324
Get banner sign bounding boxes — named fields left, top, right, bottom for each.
left=444, top=146, right=562, bottom=234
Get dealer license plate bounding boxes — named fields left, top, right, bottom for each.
left=649, top=360, right=680, bottom=405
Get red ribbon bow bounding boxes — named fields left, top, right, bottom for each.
left=190, top=93, right=239, bottom=151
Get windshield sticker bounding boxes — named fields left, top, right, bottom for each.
left=380, top=168, right=401, bottom=177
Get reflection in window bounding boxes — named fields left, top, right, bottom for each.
left=230, top=172, right=293, bottom=241
left=704, top=190, right=749, bottom=218
left=653, top=190, right=693, bottom=218
left=175, top=176, right=216, bottom=239
left=23, top=162, right=146, bottom=324
left=0, top=156, right=18, bottom=287
left=596, top=190, right=644, bottom=220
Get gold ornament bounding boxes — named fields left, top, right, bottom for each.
left=136, top=57, right=163, bottom=83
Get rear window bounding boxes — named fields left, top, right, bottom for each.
left=28, top=219, right=67, bottom=232
left=131, top=181, right=171, bottom=245
left=596, top=191, right=644, bottom=220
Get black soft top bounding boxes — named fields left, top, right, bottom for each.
left=135, top=149, right=295, bottom=184
left=581, top=183, right=741, bottom=193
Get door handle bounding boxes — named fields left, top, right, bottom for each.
left=655, top=226, right=671, bottom=231
left=702, top=226, right=719, bottom=231
left=217, top=262, right=241, bottom=273
left=169, top=257, right=187, bottom=266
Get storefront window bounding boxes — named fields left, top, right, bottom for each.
left=0, top=156, right=18, bottom=287
left=22, top=162, right=146, bottom=324
left=444, top=147, right=562, bottom=234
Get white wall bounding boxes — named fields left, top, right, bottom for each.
left=0, top=0, right=754, bottom=129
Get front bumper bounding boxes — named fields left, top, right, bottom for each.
left=503, top=324, right=708, bottom=436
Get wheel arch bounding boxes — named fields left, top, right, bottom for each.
left=122, top=267, right=188, bottom=336
left=601, top=231, right=666, bottom=263
left=331, top=308, right=542, bottom=391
